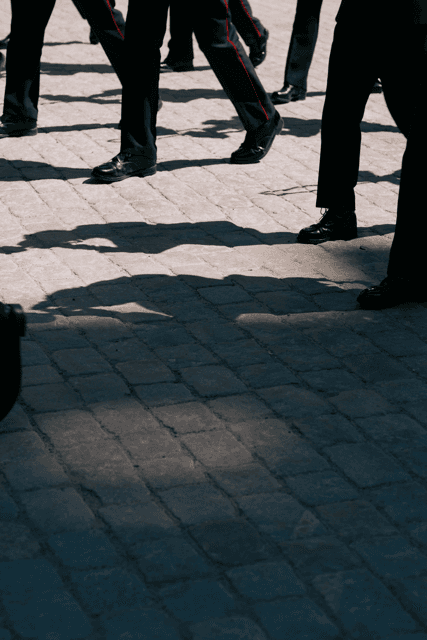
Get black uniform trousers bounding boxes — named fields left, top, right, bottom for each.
left=73, top=0, right=125, bottom=37
left=2, top=0, right=126, bottom=125
left=387, top=29, right=427, bottom=280
left=165, top=0, right=267, bottom=64
left=120, top=0, right=276, bottom=160
left=283, top=0, right=323, bottom=90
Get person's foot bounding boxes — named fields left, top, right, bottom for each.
left=89, top=29, right=99, bottom=45
left=249, top=29, right=269, bottom=67
left=271, top=83, right=307, bottom=105
left=0, top=33, right=10, bottom=49
left=371, top=79, right=383, bottom=93
left=0, top=119, right=38, bottom=138
left=357, top=276, right=424, bottom=309
left=160, top=58, right=194, bottom=72
left=91, top=151, right=157, bottom=182
left=297, top=207, right=357, bottom=244
left=230, top=110, right=283, bottom=164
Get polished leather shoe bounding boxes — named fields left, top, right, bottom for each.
left=0, top=120, right=38, bottom=138
left=357, top=276, right=424, bottom=309
left=371, top=79, right=383, bottom=93
left=160, top=60, right=194, bottom=72
left=249, top=29, right=269, bottom=68
left=230, top=110, right=283, bottom=164
left=271, top=83, right=307, bottom=105
left=91, top=151, right=157, bottom=182
left=0, top=33, right=9, bottom=49
left=297, top=207, right=357, bottom=244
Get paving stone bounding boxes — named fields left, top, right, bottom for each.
left=180, top=365, right=247, bottom=396
left=344, top=352, right=416, bottom=383
left=366, top=482, right=427, bottom=525
left=21, top=363, right=62, bottom=386
left=71, top=567, right=152, bottom=614
left=0, top=403, right=32, bottom=433
left=209, top=465, right=281, bottom=496
left=72, top=316, right=133, bottom=343
left=116, top=359, right=175, bottom=385
left=313, top=568, right=419, bottom=637
left=21, top=382, right=83, bottom=411
left=329, top=389, right=394, bottom=418
left=181, top=431, right=253, bottom=468
left=189, top=616, right=268, bottom=640
left=236, top=361, right=298, bottom=389
left=351, top=535, right=427, bottom=579
left=0, top=522, right=40, bottom=561
left=159, top=578, right=236, bottom=623
left=89, top=397, right=161, bottom=435
left=155, top=343, right=218, bottom=368
left=135, top=534, right=212, bottom=582
left=316, top=500, right=398, bottom=541
left=159, top=484, right=236, bottom=525
left=120, top=429, right=183, bottom=462
left=292, top=414, right=365, bottom=446
left=254, top=598, right=340, bottom=640
left=97, top=338, right=156, bottom=363
left=0, top=630, right=11, bottom=640
left=227, top=560, right=305, bottom=599
left=0, top=488, right=19, bottom=521
left=34, top=328, right=90, bottom=351
left=48, top=529, right=120, bottom=569
left=376, top=379, right=427, bottom=405
left=135, top=322, right=195, bottom=347
left=208, top=394, right=274, bottom=421
left=369, top=331, right=427, bottom=357
left=210, top=339, right=273, bottom=368
left=324, top=442, right=410, bottom=487
left=286, top=471, right=359, bottom=506
left=152, top=401, right=224, bottom=433
left=69, top=373, right=131, bottom=403
left=198, top=285, right=253, bottom=304
left=299, top=368, right=365, bottom=396
left=236, top=493, right=327, bottom=543
left=99, top=502, right=177, bottom=545
left=271, top=343, right=342, bottom=371
left=395, top=576, right=427, bottom=625
left=187, top=320, right=246, bottom=345
left=135, top=382, right=195, bottom=406
left=100, top=609, right=181, bottom=640
left=258, top=385, right=333, bottom=418
left=139, top=456, right=206, bottom=490
left=386, top=438, right=427, bottom=480
left=406, top=521, right=427, bottom=546
left=2, top=454, right=69, bottom=491
left=356, top=413, right=427, bottom=444
left=0, top=431, right=47, bottom=464
left=189, top=519, right=277, bottom=566
left=52, top=347, right=113, bottom=374
left=21, top=487, right=96, bottom=533
left=34, top=408, right=111, bottom=447
left=280, top=536, right=362, bottom=579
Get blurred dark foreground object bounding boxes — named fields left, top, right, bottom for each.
left=0, top=303, right=26, bottom=422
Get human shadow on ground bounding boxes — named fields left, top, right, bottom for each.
left=4, top=220, right=396, bottom=256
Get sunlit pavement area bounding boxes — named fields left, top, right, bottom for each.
left=1, top=1, right=427, bottom=638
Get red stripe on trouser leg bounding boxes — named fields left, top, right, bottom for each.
left=105, top=0, right=124, bottom=39
left=224, top=0, right=269, bottom=121
left=236, top=0, right=262, bottom=37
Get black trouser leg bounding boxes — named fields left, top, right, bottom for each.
left=228, top=0, right=266, bottom=46
left=120, top=0, right=169, bottom=158
left=166, top=0, right=194, bottom=63
left=284, top=0, right=323, bottom=90
left=3, top=0, right=56, bottom=123
left=193, top=0, right=275, bottom=132
left=387, top=29, right=427, bottom=281
left=72, top=0, right=126, bottom=84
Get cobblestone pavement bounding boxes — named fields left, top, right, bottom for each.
left=1, top=0, right=427, bottom=638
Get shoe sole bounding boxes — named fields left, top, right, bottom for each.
left=230, top=116, right=284, bottom=165
left=91, top=165, right=157, bottom=183
left=296, top=232, right=358, bottom=245
left=0, top=128, right=37, bottom=138
left=271, top=95, right=306, bottom=105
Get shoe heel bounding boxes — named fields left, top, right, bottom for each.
left=136, top=166, right=157, bottom=178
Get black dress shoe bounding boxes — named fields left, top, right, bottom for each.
left=297, top=207, right=357, bottom=244
left=371, top=79, right=383, bottom=94
left=271, top=83, right=307, bottom=105
left=0, top=33, right=10, bottom=49
left=230, top=110, right=283, bottom=164
left=357, top=276, right=424, bottom=309
left=160, top=60, right=194, bottom=72
left=91, top=151, right=157, bottom=182
left=249, top=29, right=269, bottom=68
left=0, top=120, right=38, bottom=138
left=89, top=29, right=100, bottom=45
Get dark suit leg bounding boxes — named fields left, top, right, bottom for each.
left=166, top=0, right=194, bottom=63
left=72, top=0, right=126, bottom=85
left=284, top=0, right=323, bottom=90
left=120, top=0, right=169, bottom=158
left=316, top=23, right=378, bottom=210
left=193, top=0, right=275, bottom=132
left=2, top=0, right=56, bottom=123
left=228, top=0, right=267, bottom=46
